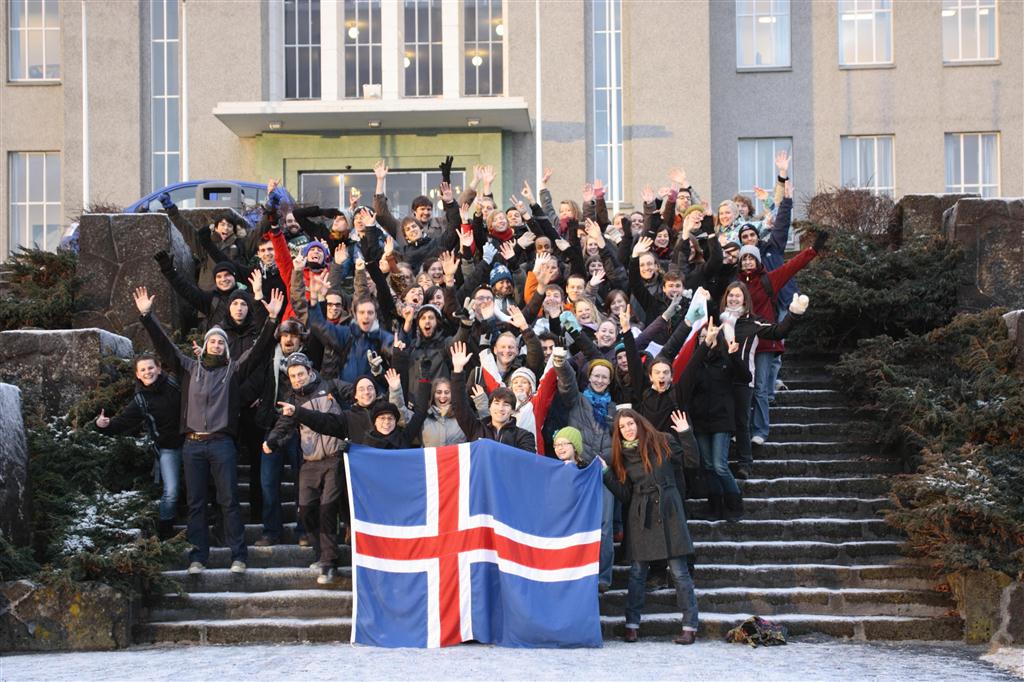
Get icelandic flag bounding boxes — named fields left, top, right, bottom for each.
left=344, top=439, right=604, bottom=648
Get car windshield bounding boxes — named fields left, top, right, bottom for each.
left=147, top=186, right=197, bottom=212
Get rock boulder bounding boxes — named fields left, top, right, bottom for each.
left=1003, top=310, right=1024, bottom=369
left=0, top=328, right=133, bottom=420
left=0, top=384, right=30, bottom=546
left=943, top=198, right=1024, bottom=311
left=74, top=212, right=195, bottom=348
left=896, top=193, right=976, bottom=240
left=0, top=580, right=134, bottom=651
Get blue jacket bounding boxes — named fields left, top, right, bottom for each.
left=759, top=197, right=799, bottom=315
left=309, top=304, right=394, bottom=383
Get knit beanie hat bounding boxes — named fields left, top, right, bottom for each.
left=228, top=288, right=254, bottom=306
left=738, top=244, right=762, bottom=265
left=372, top=402, right=400, bottom=421
left=285, top=352, right=314, bottom=370
left=587, top=358, right=614, bottom=377
left=203, top=326, right=230, bottom=358
left=738, top=223, right=759, bottom=240
left=554, top=427, right=583, bottom=456
left=489, top=264, right=513, bottom=287
left=212, top=261, right=237, bottom=278
left=509, top=367, right=537, bottom=394
left=302, top=240, right=329, bottom=260
left=415, top=303, right=443, bottom=323
left=682, top=205, right=705, bottom=220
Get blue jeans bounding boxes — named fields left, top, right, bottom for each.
left=156, top=448, right=182, bottom=521
left=694, top=431, right=740, bottom=495
left=599, top=487, right=614, bottom=588
left=751, top=351, right=783, bottom=440
left=182, top=436, right=246, bottom=564
left=625, top=556, right=699, bottom=630
left=261, top=431, right=304, bottom=538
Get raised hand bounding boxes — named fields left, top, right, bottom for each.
left=276, top=401, right=296, bottom=417
left=440, top=249, right=460, bottom=279
left=728, top=339, right=740, bottom=354
left=191, top=340, right=202, bottom=358
left=551, top=347, right=568, bottom=367
left=775, top=149, right=790, bottom=177
left=267, top=178, right=279, bottom=194
left=95, top=409, right=110, bottom=429
left=585, top=218, right=605, bottom=248
left=540, top=168, right=553, bottom=189
left=789, top=294, right=810, bottom=315
left=438, top=155, right=454, bottom=183
left=393, top=338, right=407, bottom=351
left=383, top=236, right=395, bottom=258
left=631, top=235, right=654, bottom=258
left=478, top=296, right=495, bottom=321
left=459, top=202, right=473, bottom=224
left=619, top=304, right=632, bottom=333
left=334, top=243, right=348, bottom=265
left=641, top=184, right=655, bottom=204
left=554, top=238, right=571, bottom=252
left=458, top=227, right=475, bottom=250
left=593, top=178, right=604, bottom=196
left=703, top=318, right=719, bottom=347
left=133, top=287, right=155, bottom=315
left=670, top=410, right=690, bottom=433
left=508, top=305, right=528, bottom=331
left=479, top=165, right=496, bottom=189
left=373, top=159, right=389, bottom=179
left=264, top=288, right=285, bottom=318
left=470, top=384, right=486, bottom=402
left=521, top=180, right=535, bottom=205
left=582, top=183, right=595, bottom=203
left=784, top=179, right=794, bottom=199
left=753, top=186, right=769, bottom=202
left=516, top=230, right=536, bottom=249
left=589, top=270, right=606, bottom=288
left=384, top=367, right=402, bottom=390
left=668, top=167, right=688, bottom=188
left=292, top=254, right=307, bottom=272
left=499, top=240, right=516, bottom=262
left=440, top=181, right=454, bottom=203
left=450, top=341, right=474, bottom=373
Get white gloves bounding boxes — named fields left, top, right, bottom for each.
left=789, top=294, right=810, bottom=316
left=551, top=347, right=568, bottom=367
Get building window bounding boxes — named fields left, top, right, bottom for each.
left=838, top=0, right=892, bottom=66
left=9, top=152, right=62, bottom=252
left=151, top=0, right=180, bottom=190
left=735, top=0, right=790, bottom=69
left=285, top=0, right=321, bottom=99
left=463, top=0, right=503, bottom=96
left=840, top=135, right=894, bottom=195
left=8, top=0, right=61, bottom=81
left=300, top=169, right=466, bottom=218
left=942, top=0, right=997, bottom=62
left=403, top=0, right=442, bottom=97
left=945, top=132, right=999, bottom=196
left=591, top=0, right=623, bottom=204
left=343, top=0, right=381, bottom=98
left=737, top=138, right=792, bottom=214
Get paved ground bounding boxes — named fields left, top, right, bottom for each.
left=2, top=639, right=1021, bottom=681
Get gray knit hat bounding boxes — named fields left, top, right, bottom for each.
left=738, top=244, right=762, bottom=265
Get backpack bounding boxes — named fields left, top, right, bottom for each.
left=725, top=616, right=788, bottom=647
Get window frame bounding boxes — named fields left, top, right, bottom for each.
left=590, top=0, right=623, bottom=204
left=840, top=135, right=895, bottom=196
left=463, top=0, right=505, bottom=96
left=284, top=0, right=322, bottom=100
left=944, top=132, right=1000, bottom=197
left=942, top=0, right=999, bottom=64
left=837, top=0, right=894, bottom=67
left=8, top=151, right=63, bottom=253
left=403, top=0, right=443, bottom=97
left=7, top=0, right=62, bottom=83
left=151, top=0, right=181, bottom=191
left=343, top=0, right=382, bottom=99
left=299, top=169, right=467, bottom=218
left=735, top=0, right=792, bottom=71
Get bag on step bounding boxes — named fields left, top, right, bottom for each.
left=725, top=616, right=788, bottom=647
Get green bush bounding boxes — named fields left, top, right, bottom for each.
left=0, top=247, right=79, bottom=331
left=832, top=310, right=1024, bottom=577
left=786, top=232, right=963, bottom=351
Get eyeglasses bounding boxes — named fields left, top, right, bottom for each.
left=326, top=302, right=344, bottom=308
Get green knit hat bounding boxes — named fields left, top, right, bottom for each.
left=554, top=427, right=583, bottom=455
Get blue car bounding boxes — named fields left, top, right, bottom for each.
left=125, top=180, right=295, bottom=226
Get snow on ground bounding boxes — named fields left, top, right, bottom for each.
left=984, top=647, right=1024, bottom=679
left=1, top=639, right=1021, bottom=681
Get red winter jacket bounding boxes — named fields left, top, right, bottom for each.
left=737, top=246, right=817, bottom=354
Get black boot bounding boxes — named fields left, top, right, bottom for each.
left=708, top=495, right=726, bottom=521
left=724, top=493, right=744, bottom=521
left=158, top=519, right=176, bottom=541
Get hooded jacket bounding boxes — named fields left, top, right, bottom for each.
left=736, top=245, right=817, bottom=354
left=265, top=373, right=347, bottom=461
left=450, top=371, right=537, bottom=452
left=308, top=303, right=394, bottom=383
left=95, top=373, right=184, bottom=449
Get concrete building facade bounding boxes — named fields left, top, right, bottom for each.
left=2, top=0, right=1021, bottom=257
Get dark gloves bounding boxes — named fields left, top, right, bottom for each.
left=438, top=156, right=454, bottom=184
left=153, top=250, right=174, bottom=272
left=322, top=208, right=342, bottom=219
left=812, top=230, right=830, bottom=251
left=267, top=187, right=287, bottom=209
left=158, top=192, right=175, bottom=210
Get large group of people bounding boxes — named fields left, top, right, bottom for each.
left=96, top=151, right=826, bottom=643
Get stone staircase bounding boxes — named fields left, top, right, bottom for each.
left=135, top=355, right=963, bottom=644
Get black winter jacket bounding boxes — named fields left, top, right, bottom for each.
left=96, top=373, right=184, bottom=449
left=450, top=371, right=536, bottom=452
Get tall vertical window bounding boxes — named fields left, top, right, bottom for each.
left=737, top=138, right=792, bottom=213
left=463, top=0, right=503, bottom=96
left=735, top=0, right=790, bottom=69
left=840, top=135, right=894, bottom=195
left=945, top=132, right=999, bottom=196
left=403, top=0, right=442, bottom=97
left=151, top=0, right=180, bottom=190
left=9, top=152, right=62, bottom=252
left=942, top=0, right=998, bottom=62
left=838, top=0, right=892, bottom=66
left=591, top=0, right=622, bottom=203
left=8, top=0, right=61, bottom=81
left=285, top=0, right=321, bottom=99
left=344, top=0, right=381, bottom=98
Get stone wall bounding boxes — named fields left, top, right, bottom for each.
left=895, top=193, right=976, bottom=240
left=0, top=384, right=30, bottom=546
left=1003, top=310, right=1024, bottom=369
left=0, top=580, right=135, bottom=651
left=0, top=328, right=133, bottom=420
left=943, top=198, right=1024, bottom=311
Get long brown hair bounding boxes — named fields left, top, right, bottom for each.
left=719, top=281, right=752, bottom=317
left=610, top=409, right=670, bottom=484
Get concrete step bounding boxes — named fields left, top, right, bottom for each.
left=770, top=406, right=856, bottom=422
left=600, top=587, right=953, bottom=619
left=162, top=567, right=352, bottom=593
left=149, top=589, right=353, bottom=622
left=747, top=458, right=901, bottom=477
left=135, top=617, right=353, bottom=645
left=740, top=477, right=890, bottom=498
left=753, top=441, right=878, bottom=456
left=238, top=482, right=295, bottom=501
left=241, top=501, right=297, bottom=524
left=171, top=544, right=325, bottom=570
left=686, top=518, right=901, bottom=543
left=767, top=422, right=872, bottom=437
left=772, top=390, right=847, bottom=407
left=685, top=497, right=889, bottom=521
left=600, top=613, right=963, bottom=641
left=774, top=377, right=837, bottom=390
left=612, top=563, right=940, bottom=591
left=691, top=540, right=904, bottom=565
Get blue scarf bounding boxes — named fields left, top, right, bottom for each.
left=582, top=386, right=612, bottom=428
